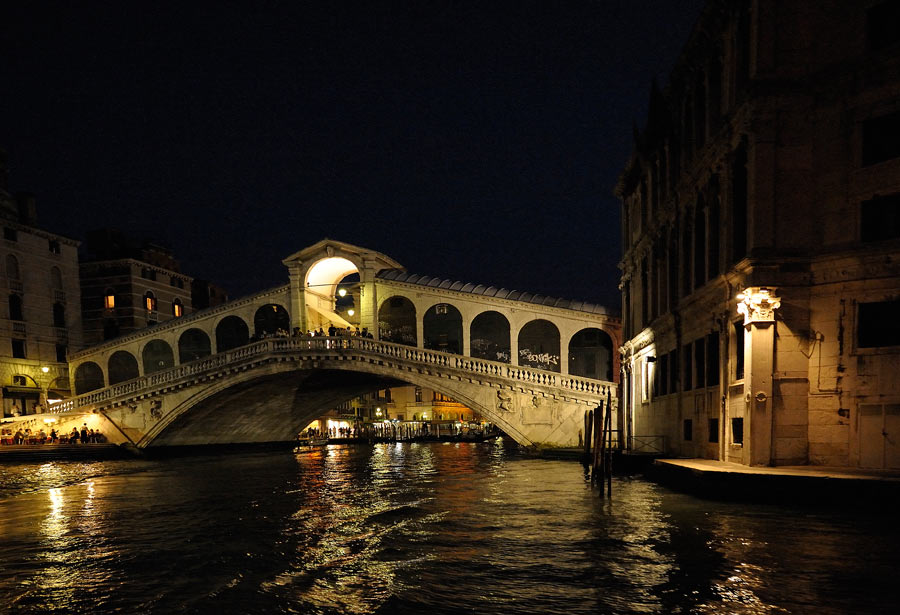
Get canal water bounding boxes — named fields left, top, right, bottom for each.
left=0, top=439, right=897, bottom=614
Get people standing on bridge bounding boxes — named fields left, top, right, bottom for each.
left=70, top=427, right=79, bottom=444
left=328, top=324, right=336, bottom=336
left=80, top=424, right=88, bottom=444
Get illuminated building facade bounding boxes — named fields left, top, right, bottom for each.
left=617, top=0, right=900, bottom=467
left=79, top=229, right=194, bottom=345
left=0, top=152, right=82, bottom=417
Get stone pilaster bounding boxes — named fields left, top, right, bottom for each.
left=737, top=286, right=781, bottom=466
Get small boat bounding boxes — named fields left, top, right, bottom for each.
left=296, top=436, right=329, bottom=447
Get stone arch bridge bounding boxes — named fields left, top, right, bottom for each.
left=57, top=240, right=619, bottom=449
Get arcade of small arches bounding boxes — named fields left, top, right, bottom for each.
left=72, top=298, right=614, bottom=396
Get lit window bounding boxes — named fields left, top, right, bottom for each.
left=173, top=300, right=183, bottom=317
left=144, top=293, right=157, bottom=311
left=104, top=294, right=115, bottom=309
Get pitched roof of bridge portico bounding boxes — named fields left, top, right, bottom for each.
left=376, top=269, right=616, bottom=316
left=281, top=238, right=404, bottom=271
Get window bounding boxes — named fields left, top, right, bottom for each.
left=858, top=300, right=900, bottom=348
left=731, top=143, right=748, bottom=263
left=861, top=194, right=900, bottom=242
left=683, top=419, right=693, bottom=441
left=12, top=375, right=27, bottom=386
left=11, top=339, right=25, bottom=359
left=8, top=294, right=23, bottom=321
left=669, top=349, right=679, bottom=394
left=104, top=291, right=115, bottom=310
left=144, top=292, right=157, bottom=311
left=6, top=254, right=20, bottom=280
left=4, top=227, right=17, bottom=242
left=48, top=240, right=61, bottom=254
left=49, top=266, right=63, bottom=291
left=731, top=417, right=744, bottom=445
left=415, top=387, right=423, bottom=403
left=52, top=302, right=65, bottom=327
left=708, top=418, right=719, bottom=443
left=683, top=343, right=693, bottom=391
left=659, top=353, right=670, bottom=396
left=56, top=344, right=67, bottom=362
left=172, top=299, right=183, bottom=318
left=706, top=332, right=720, bottom=386
left=141, top=268, right=157, bottom=281
left=862, top=111, right=900, bottom=167
left=734, top=321, right=745, bottom=380
left=867, top=1, right=900, bottom=52
left=694, top=338, right=706, bottom=389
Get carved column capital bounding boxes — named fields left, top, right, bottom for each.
left=736, top=286, right=781, bottom=325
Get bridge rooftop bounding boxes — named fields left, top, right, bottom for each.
left=376, top=269, right=618, bottom=316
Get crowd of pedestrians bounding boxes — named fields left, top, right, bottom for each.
left=1, top=423, right=105, bottom=446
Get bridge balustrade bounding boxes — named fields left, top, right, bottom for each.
left=52, top=336, right=614, bottom=415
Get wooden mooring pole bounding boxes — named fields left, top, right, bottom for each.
left=584, top=409, right=593, bottom=463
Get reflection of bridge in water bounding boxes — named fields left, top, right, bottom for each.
left=58, top=240, right=620, bottom=449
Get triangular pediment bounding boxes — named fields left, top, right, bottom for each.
left=282, top=238, right=404, bottom=272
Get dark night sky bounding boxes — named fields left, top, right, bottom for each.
left=1, top=1, right=704, bottom=308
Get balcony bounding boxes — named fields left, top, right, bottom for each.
left=8, top=279, right=23, bottom=293
left=54, top=290, right=66, bottom=302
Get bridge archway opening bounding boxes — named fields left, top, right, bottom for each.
left=304, top=257, right=360, bottom=331
left=179, top=328, right=212, bottom=363
left=517, top=319, right=561, bottom=372
left=143, top=340, right=175, bottom=374
left=254, top=304, right=290, bottom=337
left=568, top=328, right=613, bottom=381
left=74, top=361, right=105, bottom=394
left=470, top=311, right=511, bottom=362
left=423, top=303, right=462, bottom=353
left=379, top=296, right=417, bottom=346
left=108, top=350, right=139, bottom=385
left=216, top=316, right=250, bottom=352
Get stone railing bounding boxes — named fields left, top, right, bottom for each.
left=52, top=336, right=615, bottom=414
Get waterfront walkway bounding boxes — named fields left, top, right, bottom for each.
left=648, top=458, right=900, bottom=504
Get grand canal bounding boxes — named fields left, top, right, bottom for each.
left=0, top=439, right=897, bottom=614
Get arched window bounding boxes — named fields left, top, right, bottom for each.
left=144, top=291, right=157, bottom=311
left=172, top=298, right=183, bottom=317
left=568, top=328, right=613, bottom=381
left=8, top=294, right=23, bottom=321
left=423, top=303, right=462, bottom=353
left=6, top=254, right=20, bottom=280
left=142, top=340, right=175, bottom=374
left=52, top=302, right=65, bottom=327
left=74, top=362, right=104, bottom=395
left=50, top=266, right=63, bottom=290
left=216, top=316, right=249, bottom=352
left=378, top=296, right=416, bottom=346
left=254, top=304, right=290, bottom=337
left=179, top=328, right=212, bottom=362
left=108, top=351, right=139, bottom=385
left=103, top=289, right=115, bottom=310
left=517, top=319, right=560, bottom=372
left=470, top=311, right=511, bottom=363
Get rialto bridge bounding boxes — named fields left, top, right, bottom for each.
left=55, top=240, right=620, bottom=449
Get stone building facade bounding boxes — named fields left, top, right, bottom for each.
left=617, top=0, right=900, bottom=468
left=80, top=229, right=194, bottom=346
left=0, top=154, right=82, bottom=417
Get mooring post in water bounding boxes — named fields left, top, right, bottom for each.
left=584, top=409, right=593, bottom=464
left=605, top=390, right=613, bottom=497
left=591, top=402, right=603, bottom=484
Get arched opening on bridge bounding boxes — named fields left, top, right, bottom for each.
left=305, top=257, right=360, bottom=331
left=568, top=328, right=613, bottom=380
left=179, top=328, right=212, bottom=363
left=108, top=350, right=139, bottom=385
left=470, top=311, right=511, bottom=363
left=142, top=340, right=175, bottom=374
left=517, top=319, right=560, bottom=372
left=216, top=316, right=250, bottom=352
left=378, top=296, right=416, bottom=346
left=254, top=304, right=290, bottom=337
left=74, top=361, right=105, bottom=394
left=423, top=303, right=462, bottom=353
